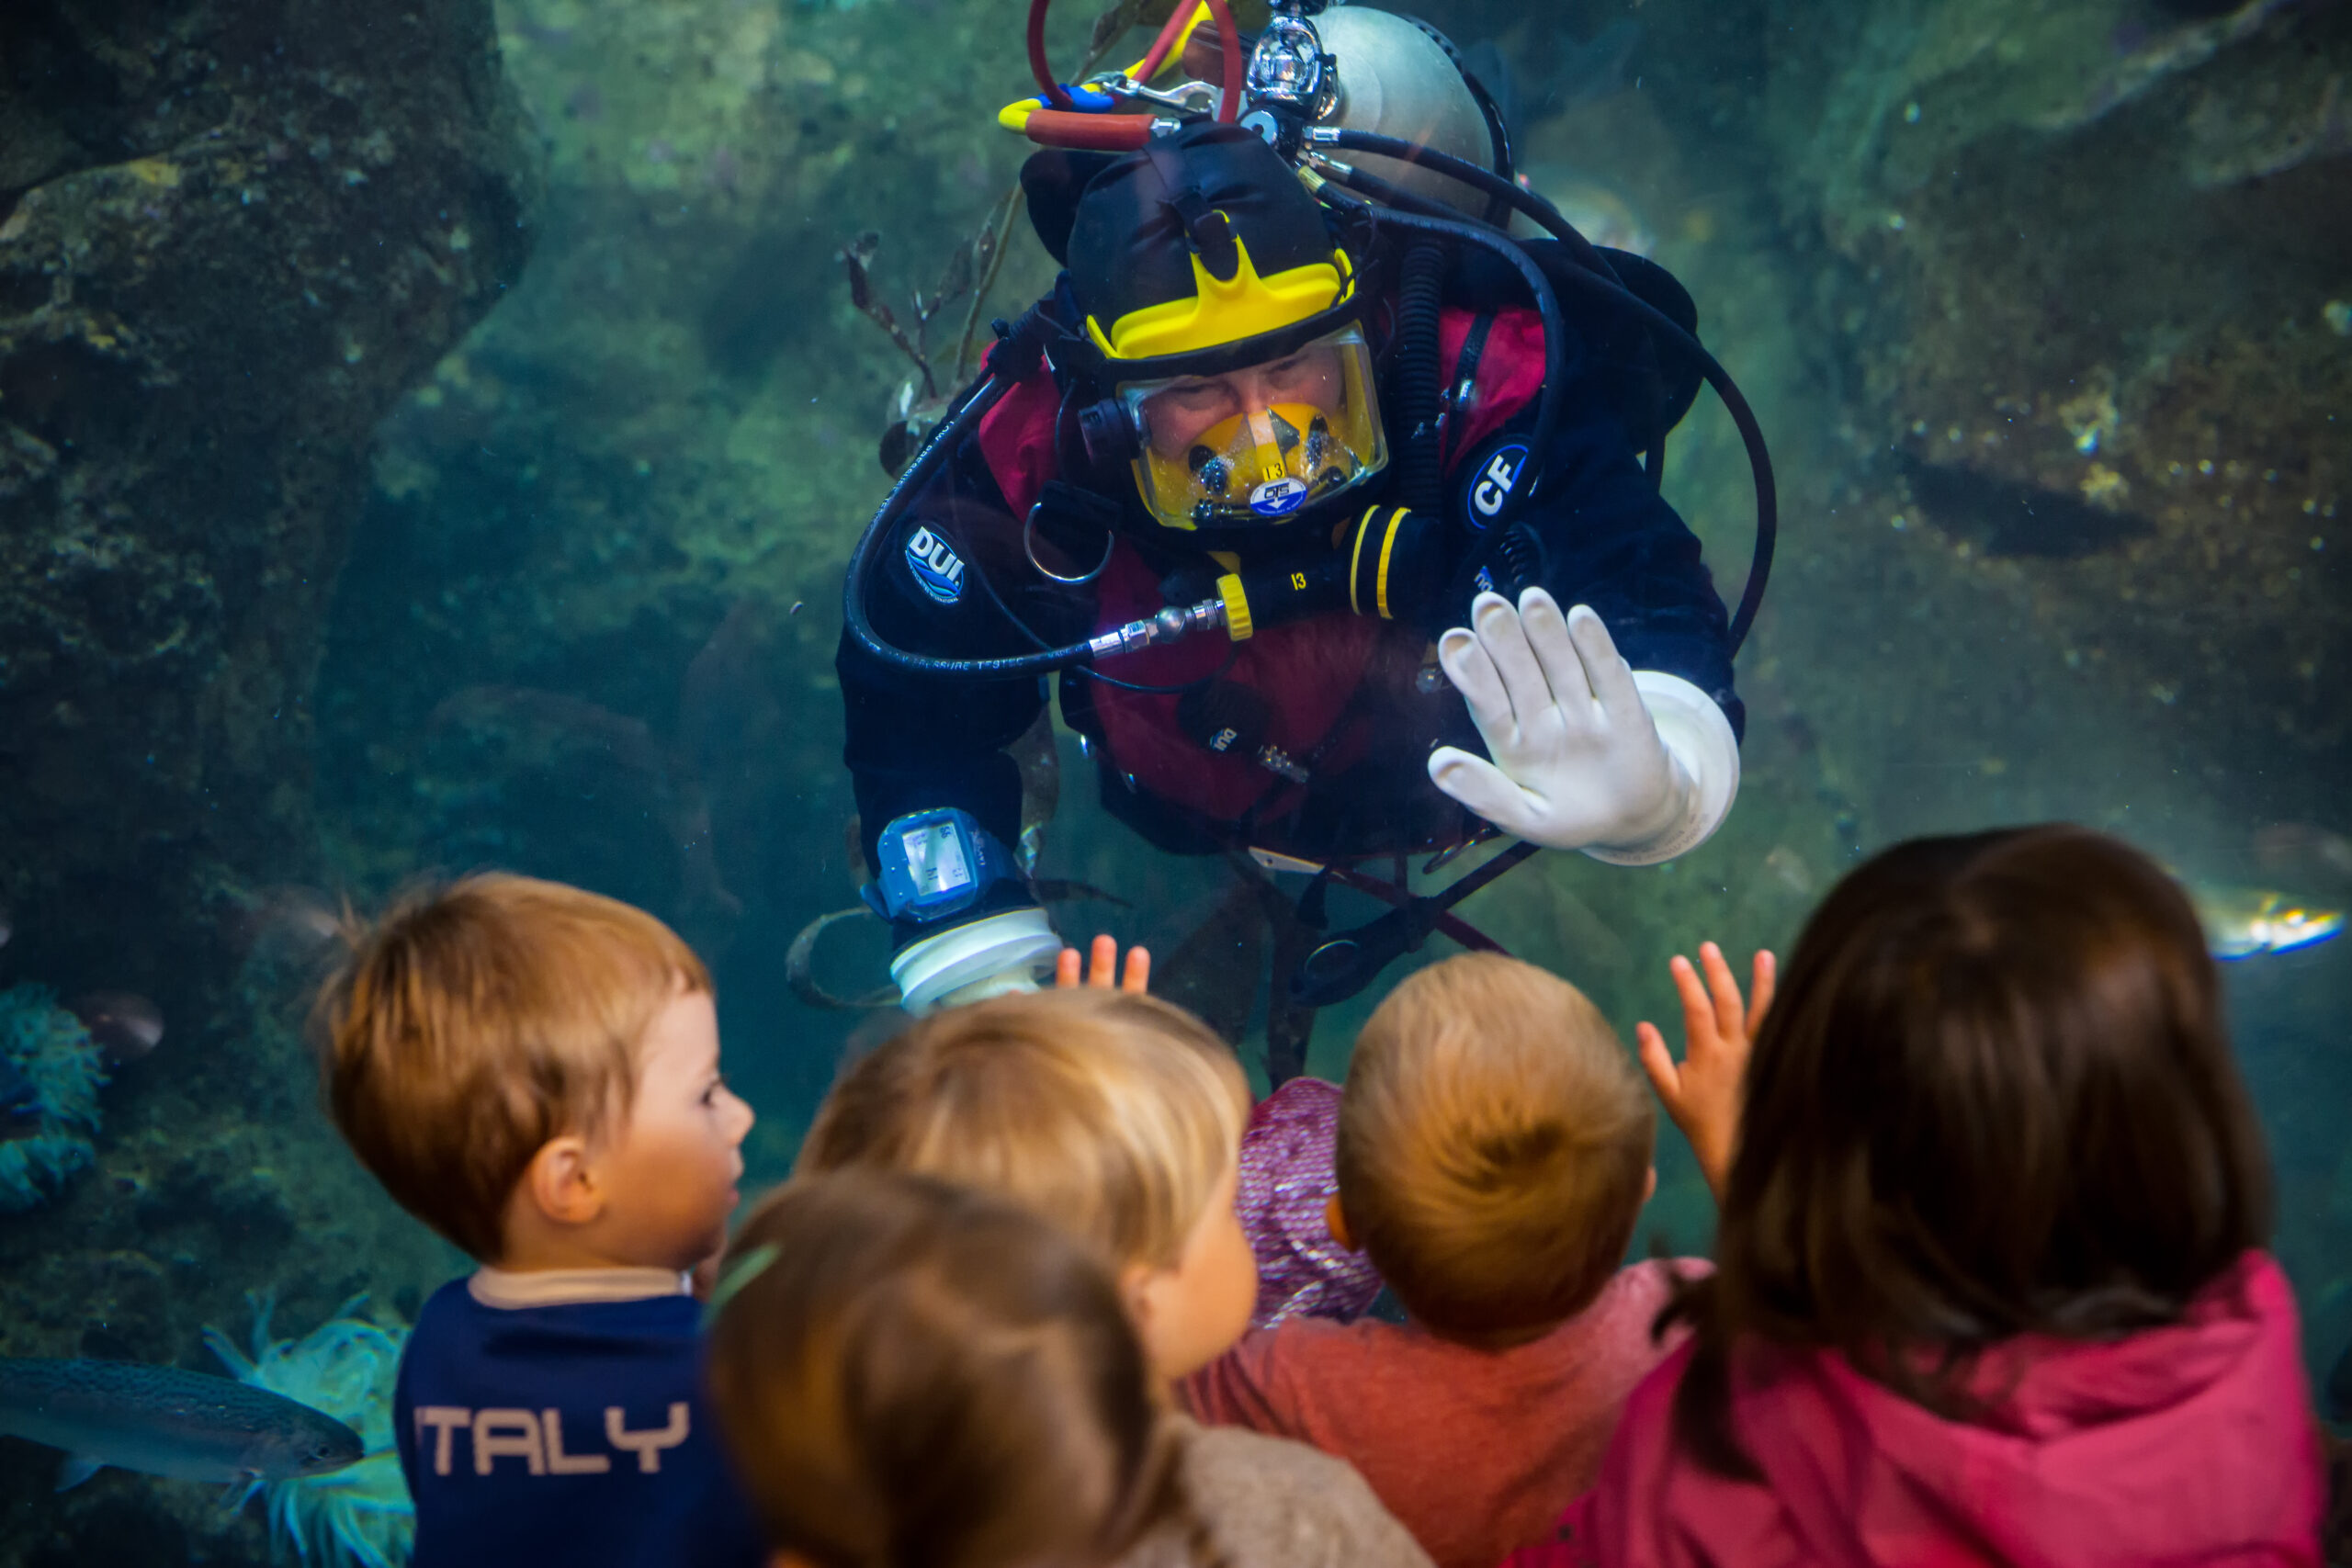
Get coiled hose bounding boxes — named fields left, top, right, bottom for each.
left=1315, top=146, right=1776, bottom=654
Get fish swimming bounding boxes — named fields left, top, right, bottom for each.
left=2187, top=885, right=2345, bottom=959
left=0, top=1357, right=363, bottom=1500
left=67, top=991, right=165, bottom=1067
left=1514, top=164, right=1657, bottom=257
left=2254, top=822, right=2352, bottom=884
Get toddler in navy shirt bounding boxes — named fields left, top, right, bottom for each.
left=317, top=873, right=762, bottom=1568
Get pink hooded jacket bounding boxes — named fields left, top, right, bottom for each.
left=1506, top=1251, right=2322, bottom=1568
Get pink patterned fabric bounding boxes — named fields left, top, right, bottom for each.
left=1235, top=1077, right=1383, bottom=1329
left=1507, top=1250, right=2324, bottom=1568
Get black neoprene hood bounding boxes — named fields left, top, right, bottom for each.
left=1061, top=121, right=1343, bottom=342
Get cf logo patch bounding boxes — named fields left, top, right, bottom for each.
left=1467, top=442, right=1530, bottom=525
left=905, top=525, right=966, bottom=604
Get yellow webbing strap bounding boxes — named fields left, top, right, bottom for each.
left=1348, top=506, right=1377, bottom=615
left=1374, top=506, right=1408, bottom=619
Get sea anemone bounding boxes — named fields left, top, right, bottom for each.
left=207, top=1294, right=413, bottom=1568
left=0, top=982, right=108, bottom=1213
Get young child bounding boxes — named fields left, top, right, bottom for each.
left=1512, top=824, right=2324, bottom=1566
left=708, top=1166, right=1251, bottom=1568
left=315, top=874, right=762, bottom=1568
left=1182, top=952, right=1705, bottom=1568
left=797, top=987, right=1435, bottom=1567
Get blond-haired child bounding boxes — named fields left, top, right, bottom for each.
left=317, top=874, right=760, bottom=1568
left=797, top=987, right=1433, bottom=1567
left=1182, top=952, right=1703, bottom=1568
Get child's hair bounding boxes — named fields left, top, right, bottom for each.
left=706, top=1168, right=1181, bottom=1568
left=1675, top=824, right=2272, bottom=1473
left=797, top=989, right=1249, bottom=1272
left=312, top=873, right=710, bottom=1260
left=1338, top=953, right=1654, bottom=1342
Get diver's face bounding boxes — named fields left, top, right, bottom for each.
left=1141, top=344, right=1347, bottom=458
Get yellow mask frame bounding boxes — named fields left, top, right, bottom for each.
left=1120, top=325, right=1387, bottom=531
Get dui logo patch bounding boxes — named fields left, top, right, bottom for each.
left=904, top=525, right=966, bottom=604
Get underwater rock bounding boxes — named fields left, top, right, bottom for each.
left=1896, top=453, right=2155, bottom=559
left=1748, top=0, right=2349, bottom=793
left=0, top=0, right=536, bottom=1553
left=0, top=0, right=540, bottom=1001
left=0, top=983, right=107, bottom=1213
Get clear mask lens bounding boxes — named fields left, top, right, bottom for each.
left=1121, top=326, right=1387, bottom=531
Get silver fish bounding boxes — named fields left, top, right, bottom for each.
left=0, top=1357, right=362, bottom=1499
left=2188, top=885, right=2346, bottom=960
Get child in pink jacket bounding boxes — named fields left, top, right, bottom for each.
left=1510, top=824, right=2323, bottom=1568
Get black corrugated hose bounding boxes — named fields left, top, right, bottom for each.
left=1389, top=239, right=1448, bottom=513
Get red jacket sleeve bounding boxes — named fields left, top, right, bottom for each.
left=1178, top=1325, right=1309, bottom=1438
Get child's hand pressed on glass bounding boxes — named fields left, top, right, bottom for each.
left=1054, top=933, right=1151, bottom=994
left=1636, top=942, right=1774, bottom=1202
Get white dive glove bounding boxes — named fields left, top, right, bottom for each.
left=890, top=908, right=1064, bottom=1015
left=1428, top=588, right=1739, bottom=865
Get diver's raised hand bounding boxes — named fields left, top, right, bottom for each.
left=1055, top=933, right=1151, bottom=993
left=1635, top=942, right=1774, bottom=1202
left=1428, top=590, right=1697, bottom=855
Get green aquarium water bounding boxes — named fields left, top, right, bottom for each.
left=0, top=0, right=2346, bottom=1560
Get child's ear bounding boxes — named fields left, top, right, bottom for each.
left=525, top=1134, right=604, bottom=1227
left=1117, top=1258, right=1159, bottom=1332
left=1644, top=1166, right=1658, bottom=1204
left=1324, top=1194, right=1358, bottom=1252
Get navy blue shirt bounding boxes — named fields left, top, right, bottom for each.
left=393, top=1278, right=763, bottom=1568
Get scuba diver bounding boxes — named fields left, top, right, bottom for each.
left=835, top=2, right=1774, bottom=1042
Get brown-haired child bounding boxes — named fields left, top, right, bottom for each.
left=316, top=874, right=761, bottom=1568
left=1513, top=825, right=2321, bottom=1567
left=797, top=987, right=1434, bottom=1567
left=710, top=1167, right=1214, bottom=1568
left=1182, top=952, right=1704, bottom=1568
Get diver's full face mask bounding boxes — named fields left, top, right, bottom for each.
left=1120, top=326, right=1387, bottom=531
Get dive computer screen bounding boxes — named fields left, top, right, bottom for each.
left=903, top=821, right=974, bottom=897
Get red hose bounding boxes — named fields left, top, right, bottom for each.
left=1026, top=0, right=1076, bottom=111
left=1031, top=0, right=1240, bottom=126
left=1131, top=0, right=1200, bottom=86
left=1024, top=111, right=1158, bottom=151
left=1203, top=0, right=1242, bottom=121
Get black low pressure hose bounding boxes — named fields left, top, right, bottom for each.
left=1551, top=264, right=1777, bottom=651
left=1315, top=129, right=1618, bottom=283
left=1391, top=240, right=1448, bottom=513
left=1318, top=146, right=1777, bottom=654
left=841, top=365, right=1108, bottom=680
